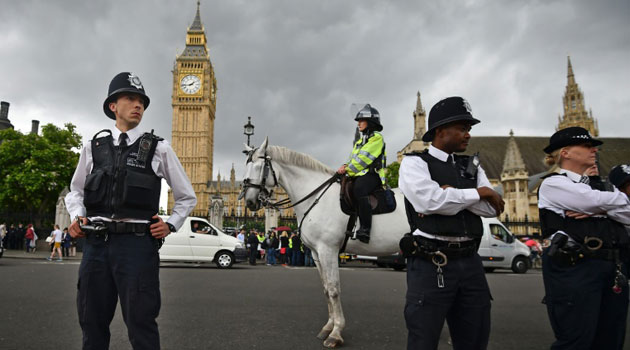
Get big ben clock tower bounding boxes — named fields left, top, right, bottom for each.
left=168, top=1, right=218, bottom=217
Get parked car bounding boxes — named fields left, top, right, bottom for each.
left=478, top=217, right=531, bottom=273
left=159, top=216, right=248, bottom=268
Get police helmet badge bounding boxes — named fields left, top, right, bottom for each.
left=462, top=99, right=473, bottom=114
left=127, top=73, right=144, bottom=90
left=622, top=164, right=630, bottom=175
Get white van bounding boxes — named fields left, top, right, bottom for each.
left=478, top=217, right=531, bottom=273
left=159, top=216, right=248, bottom=268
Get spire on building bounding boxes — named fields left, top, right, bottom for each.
left=567, top=56, right=575, bottom=86
left=181, top=0, right=208, bottom=57
left=556, top=56, right=599, bottom=136
left=230, top=163, right=236, bottom=187
left=190, top=1, right=203, bottom=30
left=413, top=91, right=427, bottom=140
left=502, top=130, right=527, bottom=173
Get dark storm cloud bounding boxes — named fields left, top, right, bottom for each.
left=1, top=0, right=628, bottom=184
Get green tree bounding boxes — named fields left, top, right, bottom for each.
left=0, top=123, right=82, bottom=217
left=385, top=161, right=400, bottom=188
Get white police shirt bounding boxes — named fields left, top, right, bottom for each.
left=538, top=168, right=630, bottom=239
left=399, top=145, right=497, bottom=242
left=64, top=126, right=197, bottom=230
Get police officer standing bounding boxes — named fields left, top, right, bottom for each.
left=65, top=72, right=196, bottom=349
left=398, top=97, right=504, bottom=350
left=337, top=104, right=386, bottom=244
left=539, top=127, right=630, bottom=349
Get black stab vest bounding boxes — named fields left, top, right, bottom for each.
left=84, top=130, right=162, bottom=220
left=538, top=173, right=629, bottom=248
left=404, top=150, right=484, bottom=238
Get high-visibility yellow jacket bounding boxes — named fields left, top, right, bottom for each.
left=346, top=131, right=386, bottom=185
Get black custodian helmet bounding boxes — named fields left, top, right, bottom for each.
left=354, top=104, right=383, bottom=131
left=422, top=96, right=480, bottom=142
left=103, top=72, right=150, bottom=120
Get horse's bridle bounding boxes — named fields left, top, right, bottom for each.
left=239, top=148, right=278, bottom=208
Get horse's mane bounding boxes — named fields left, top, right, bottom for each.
left=266, top=145, right=334, bottom=175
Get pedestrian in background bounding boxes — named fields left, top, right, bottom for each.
left=0, top=223, right=6, bottom=248
left=539, top=127, right=630, bottom=349
left=47, top=225, right=63, bottom=261
left=69, top=229, right=77, bottom=257
left=291, top=232, right=303, bottom=266
left=25, top=224, right=35, bottom=253
left=247, top=230, right=258, bottom=265
left=266, top=231, right=278, bottom=266
left=304, top=246, right=315, bottom=267
left=7, top=224, right=16, bottom=249
left=279, top=231, right=289, bottom=265
left=16, top=223, right=25, bottom=251
left=61, top=228, right=71, bottom=257
left=237, top=228, right=245, bottom=243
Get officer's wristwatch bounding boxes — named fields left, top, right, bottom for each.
left=166, top=223, right=177, bottom=233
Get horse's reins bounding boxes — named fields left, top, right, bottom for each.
left=240, top=147, right=341, bottom=234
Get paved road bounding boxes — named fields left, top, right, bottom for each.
left=0, top=256, right=624, bottom=349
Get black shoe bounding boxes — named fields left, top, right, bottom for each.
left=356, top=228, right=370, bottom=244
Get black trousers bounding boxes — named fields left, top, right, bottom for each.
left=542, top=250, right=628, bottom=350
left=77, top=233, right=161, bottom=350
left=352, top=172, right=381, bottom=198
left=404, top=253, right=491, bottom=350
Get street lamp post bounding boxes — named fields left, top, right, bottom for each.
left=242, top=116, right=254, bottom=229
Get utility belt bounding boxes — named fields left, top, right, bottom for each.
left=547, top=234, right=627, bottom=267
left=79, top=218, right=162, bottom=248
left=399, top=234, right=478, bottom=289
left=400, top=234, right=478, bottom=261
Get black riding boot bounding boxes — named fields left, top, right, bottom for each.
left=356, top=196, right=372, bottom=244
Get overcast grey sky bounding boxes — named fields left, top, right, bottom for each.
left=1, top=0, right=628, bottom=183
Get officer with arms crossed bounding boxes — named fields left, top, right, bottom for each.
left=539, top=127, right=630, bottom=350
left=399, top=97, right=504, bottom=350
left=65, top=72, right=196, bottom=350
left=337, top=104, right=386, bottom=244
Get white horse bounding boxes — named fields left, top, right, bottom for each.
left=241, top=138, right=409, bottom=348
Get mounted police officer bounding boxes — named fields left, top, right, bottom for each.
left=65, top=72, right=196, bottom=350
left=539, top=127, right=630, bottom=350
left=399, top=96, right=504, bottom=350
left=336, top=104, right=386, bottom=244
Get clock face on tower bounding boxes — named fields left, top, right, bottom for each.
left=180, top=75, right=201, bottom=94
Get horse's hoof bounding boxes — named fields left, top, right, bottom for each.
left=323, top=336, right=344, bottom=348
left=317, top=329, right=332, bottom=340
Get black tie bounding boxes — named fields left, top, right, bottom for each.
left=446, top=155, right=454, bottom=167
left=119, top=133, right=128, bottom=148
left=579, top=175, right=590, bottom=185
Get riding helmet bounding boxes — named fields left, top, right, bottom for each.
left=354, top=104, right=383, bottom=131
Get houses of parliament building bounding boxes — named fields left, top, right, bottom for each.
left=168, top=3, right=629, bottom=234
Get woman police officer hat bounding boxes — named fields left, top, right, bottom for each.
left=103, top=72, right=150, bottom=120
left=542, top=126, right=602, bottom=154
left=422, top=96, right=480, bottom=142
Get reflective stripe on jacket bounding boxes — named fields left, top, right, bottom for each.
left=346, top=131, right=386, bottom=184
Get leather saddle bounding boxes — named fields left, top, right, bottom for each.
left=339, top=176, right=396, bottom=216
